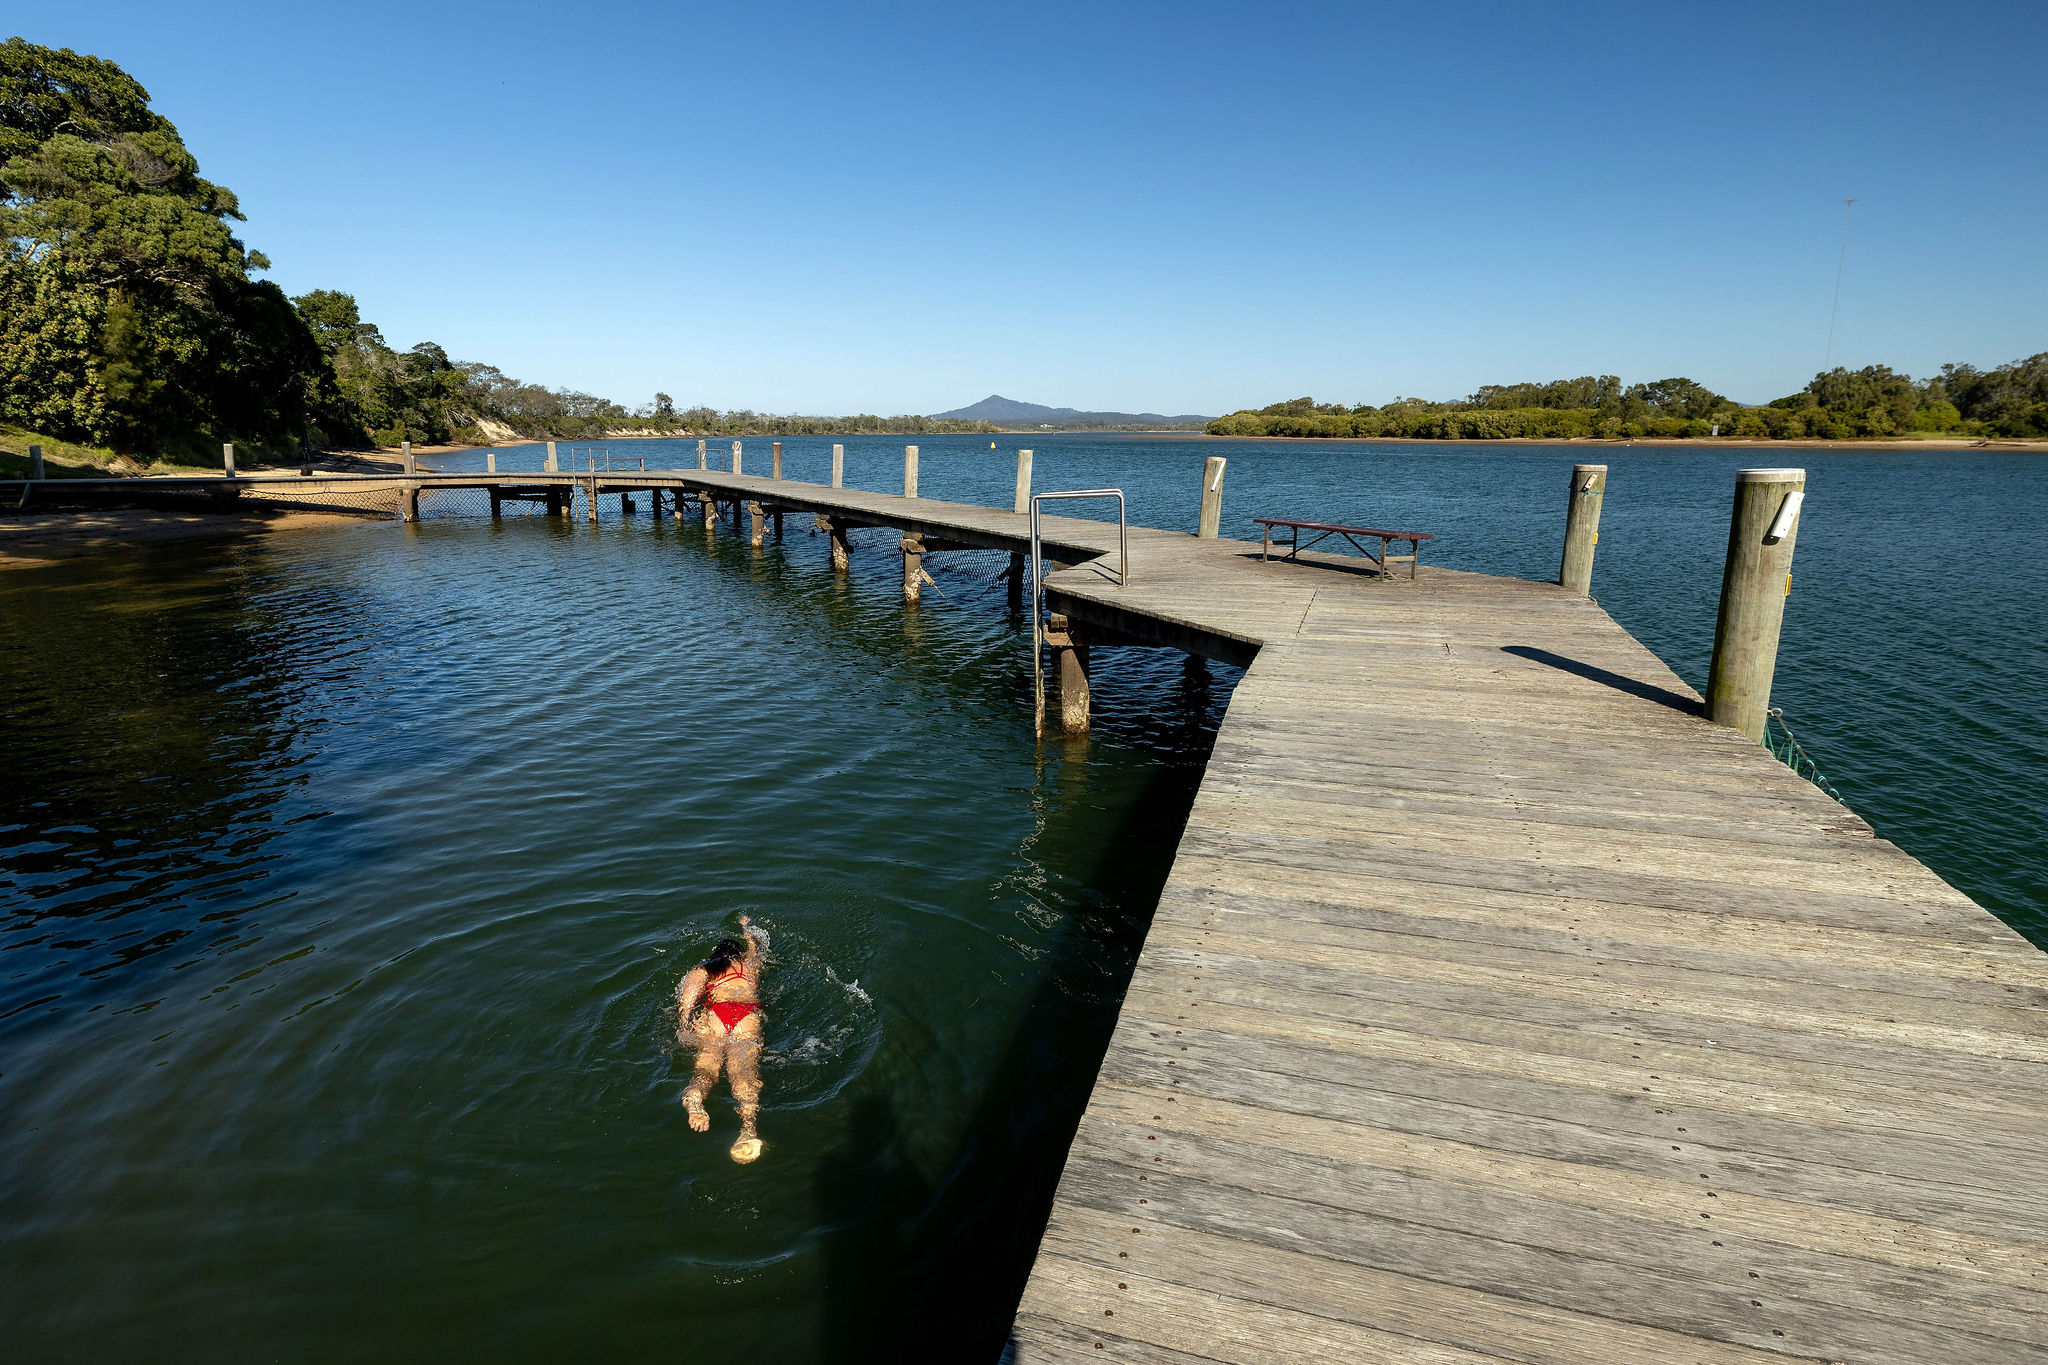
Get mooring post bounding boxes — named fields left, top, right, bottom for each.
left=831, top=443, right=844, bottom=489
left=397, top=440, right=419, bottom=521
left=697, top=438, right=707, bottom=470
left=486, top=449, right=498, bottom=475
left=701, top=491, right=718, bottom=532
left=545, top=440, right=558, bottom=472
left=902, top=532, right=925, bottom=601
left=1198, top=456, right=1227, bottom=537
left=1706, top=468, right=1806, bottom=742
left=223, top=442, right=237, bottom=478
left=28, top=443, right=44, bottom=480
left=772, top=442, right=783, bottom=480
left=1559, top=463, right=1607, bottom=595
left=732, top=440, right=742, bottom=475
left=1014, top=448, right=1033, bottom=513
left=1046, top=613, right=1091, bottom=733
left=904, top=445, right=919, bottom=498
left=489, top=487, right=502, bottom=518
left=748, top=500, right=765, bottom=547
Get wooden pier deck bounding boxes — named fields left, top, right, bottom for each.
left=13, top=464, right=2047, bottom=1360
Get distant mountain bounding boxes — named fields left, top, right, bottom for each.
left=933, top=394, right=1213, bottom=427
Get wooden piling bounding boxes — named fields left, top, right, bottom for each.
left=223, top=442, right=236, bottom=478
left=1706, top=467, right=1805, bottom=741
left=831, top=443, right=844, bottom=489
left=486, top=450, right=498, bottom=475
left=732, top=440, right=742, bottom=475
left=1045, top=614, right=1090, bottom=732
left=902, top=532, right=925, bottom=601
left=1014, top=448, right=1033, bottom=514
left=1197, top=456, right=1227, bottom=537
left=402, top=440, right=413, bottom=477
left=545, top=441, right=558, bottom=472
left=28, top=443, right=43, bottom=480
left=817, top=514, right=850, bottom=572
left=904, top=445, right=919, bottom=498
left=701, top=491, right=718, bottom=531
left=749, top=500, right=765, bottom=547
left=772, top=442, right=783, bottom=480
left=697, top=438, right=707, bottom=470
left=1558, top=463, right=1607, bottom=595
left=489, top=487, right=502, bottom=518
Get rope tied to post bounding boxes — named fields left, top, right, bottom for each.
left=1764, top=707, right=1843, bottom=803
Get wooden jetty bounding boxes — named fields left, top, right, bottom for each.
left=10, top=456, right=2046, bottom=1361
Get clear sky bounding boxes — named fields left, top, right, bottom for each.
left=21, top=1, right=2047, bottom=414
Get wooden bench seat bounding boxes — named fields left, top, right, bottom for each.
left=1252, top=517, right=1434, bottom=578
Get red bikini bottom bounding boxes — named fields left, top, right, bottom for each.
left=708, top=1001, right=760, bottom=1033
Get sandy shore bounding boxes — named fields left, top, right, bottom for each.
left=0, top=507, right=366, bottom=570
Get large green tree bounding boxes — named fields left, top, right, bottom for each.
left=0, top=37, right=319, bottom=456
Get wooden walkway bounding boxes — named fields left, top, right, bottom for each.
left=15, top=465, right=2047, bottom=1360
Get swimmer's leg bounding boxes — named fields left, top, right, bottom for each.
left=726, top=1024, right=764, bottom=1163
left=683, top=1032, right=723, bottom=1133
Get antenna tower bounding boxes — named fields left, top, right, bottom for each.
left=1824, top=198, right=1858, bottom=369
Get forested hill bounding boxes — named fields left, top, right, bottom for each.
left=934, top=395, right=1212, bottom=428
left=1208, top=361, right=2048, bottom=441
left=0, top=40, right=992, bottom=466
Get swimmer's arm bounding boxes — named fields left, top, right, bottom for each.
left=738, top=914, right=765, bottom=973
left=676, top=965, right=708, bottom=1023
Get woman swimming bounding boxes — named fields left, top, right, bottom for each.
left=676, top=914, right=767, bottom=1163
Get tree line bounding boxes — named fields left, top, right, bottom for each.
left=1208, top=357, right=2047, bottom=441
left=0, top=41, right=993, bottom=466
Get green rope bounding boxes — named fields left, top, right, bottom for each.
left=1764, top=707, right=1844, bottom=803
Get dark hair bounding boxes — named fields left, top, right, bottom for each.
left=702, top=937, right=748, bottom=976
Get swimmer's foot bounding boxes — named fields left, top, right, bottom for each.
left=683, top=1089, right=709, bottom=1133
left=730, top=1132, right=762, bottom=1164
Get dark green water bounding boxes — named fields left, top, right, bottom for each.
left=4, top=436, right=2044, bottom=1360
left=1, top=514, right=1232, bottom=1361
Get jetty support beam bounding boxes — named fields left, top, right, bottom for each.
left=1044, top=614, right=1090, bottom=733
left=902, top=532, right=930, bottom=602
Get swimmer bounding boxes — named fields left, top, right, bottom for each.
left=676, top=914, right=767, bottom=1163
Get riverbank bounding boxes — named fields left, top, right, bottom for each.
left=1163, top=432, right=2047, bottom=452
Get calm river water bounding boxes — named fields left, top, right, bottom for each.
left=3, top=435, right=2044, bottom=1360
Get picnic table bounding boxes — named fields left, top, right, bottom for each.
left=1252, top=517, right=1434, bottom=579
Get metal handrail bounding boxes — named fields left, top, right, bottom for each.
left=1029, top=489, right=1128, bottom=738
left=574, top=447, right=653, bottom=473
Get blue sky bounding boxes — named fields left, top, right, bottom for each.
left=22, top=1, right=2047, bottom=413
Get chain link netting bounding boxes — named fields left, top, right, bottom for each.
left=1764, top=707, right=1844, bottom=803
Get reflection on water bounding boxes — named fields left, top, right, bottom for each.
left=1, top=514, right=1234, bottom=1361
